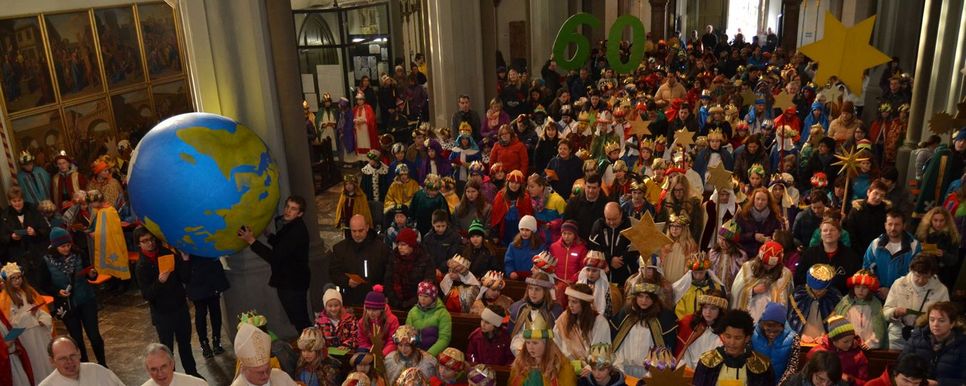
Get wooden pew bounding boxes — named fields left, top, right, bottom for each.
left=795, top=344, right=899, bottom=380
left=503, top=279, right=527, bottom=301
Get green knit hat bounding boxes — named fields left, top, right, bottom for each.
left=826, top=315, right=855, bottom=341
left=468, top=219, right=486, bottom=237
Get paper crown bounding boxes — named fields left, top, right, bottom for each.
left=532, top=251, right=557, bottom=273
left=583, top=250, right=608, bottom=269
left=343, top=372, right=371, bottom=386
left=481, top=271, right=506, bottom=290
left=643, top=346, right=677, bottom=371
left=506, top=170, right=525, bottom=184
left=366, top=149, right=381, bottom=161
left=631, top=282, right=661, bottom=296
left=447, top=254, right=471, bottom=272
left=640, top=138, right=654, bottom=150
left=344, top=174, right=359, bottom=184
left=697, top=294, right=729, bottom=309
left=707, top=128, right=725, bottom=141
left=758, top=240, right=784, bottom=266
left=806, top=264, right=836, bottom=290
left=522, top=312, right=553, bottom=340
left=297, top=327, right=326, bottom=352
left=687, top=253, right=712, bottom=271
left=586, top=343, right=615, bottom=369
left=393, top=325, right=418, bottom=344
left=718, top=219, right=740, bottom=242
left=846, top=269, right=880, bottom=292
left=467, top=365, right=496, bottom=386
left=423, top=174, right=442, bottom=190
left=468, top=161, right=485, bottom=175
left=629, top=180, right=647, bottom=192
left=613, top=159, right=628, bottom=172
left=748, top=163, right=765, bottom=177
left=395, top=367, right=429, bottom=386
left=438, top=347, right=466, bottom=372
left=18, top=150, right=34, bottom=164
left=604, top=141, right=621, bottom=155
left=811, top=172, right=829, bottom=188
left=668, top=213, right=690, bottom=226
left=395, top=163, right=410, bottom=175
left=488, top=162, right=504, bottom=175
left=0, top=262, right=22, bottom=280
left=238, top=310, right=267, bottom=328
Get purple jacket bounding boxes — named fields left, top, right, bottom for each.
left=466, top=327, right=513, bottom=366
left=736, top=213, right=783, bottom=258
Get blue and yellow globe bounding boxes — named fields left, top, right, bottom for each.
left=127, top=112, right=280, bottom=258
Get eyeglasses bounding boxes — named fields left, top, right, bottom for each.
left=55, top=354, right=81, bottom=364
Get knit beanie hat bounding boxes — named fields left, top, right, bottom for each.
left=397, top=227, right=418, bottom=247
left=322, top=284, right=342, bottom=306
left=467, top=219, right=486, bottom=237
left=561, top=220, right=578, bottom=235
left=826, top=315, right=855, bottom=341
left=50, top=227, right=72, bottom=248
left=758, top=240, right=784, bottom=267
left=760, top=302, right=787, bottom=324
left=364, top=285, right=386, bottom=309
left=518, top=215, right=537, bottom=232
left=437, top=347, right=466, bottom=373
left=417, top=280, right=438, bottom=300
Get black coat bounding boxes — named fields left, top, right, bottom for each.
left=136, top=247, right=190, bottom=319
left=384, top=249, right=435, bottom=310
left=564, top=195, right=610, bottom=240
left=795, top=243, right=862, bottom=295
left=588, top=216, right=638, bottom=285
left=328, top=233, right=392, bottom=307
left=249, top=216, right=310, bottom=290
left=0, top=203, right=51, bottom=292
left=843, top=201, right=888, bottom=255
left=184, top=255, right=230, bottom=301
left=901, top=328, right=966, bottom=385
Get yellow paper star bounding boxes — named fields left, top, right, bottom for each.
left=832, top=146, right=870, bottom=178
left=739, top=89, right=759, bottom=108
left=620, top=212, right=672, bottom=255
left=798, top=12, right=890, bottom=97
left=817, top=86, right=844, bottom=104
left=707, top=163, right=733, bottom=191
left=773, top=92, right=796, bottom=111
left=673, top=129, right=695, bottom=149
left=627, top=117, right=652, bottom=137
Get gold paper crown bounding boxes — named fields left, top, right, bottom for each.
left=604, top=141, right=621, bottom=155
left=577, top=111, right=590, bottom=122
left=576, top=148, right=592, bottom=161
left=655, top=135, right=667, bottom=144
left=808, top=264, right=836, bottom=282
left=522, top=312, right=553, bottom=339
left=629, top=180, right=647, bottom=192
left=393, top=325, right=418, bottom=344
left=707, top=129, right=724, bottom=141
left=748, top=163, right=765, bottom=176
left=238, top=310, right=268, bottom=328
left=631, top=282, right=661, bottom=295
left=447, top=254, right=471, bottom=272
left=586, top=343, right=614, bottom=369
left=297, top=327, right=326, bottom=351
left=669, top=213, right=690, bottom=226
left=641, top=138, right=654, bottom=149
left=481, top=271, right=506, bottom=290
left=613, top=160, right=628, bottom=172
left=697, top=294, right=729, bottom=309
left=458, top=121, right=473, bottom=135
left=1, top=262, right=22, bottom=280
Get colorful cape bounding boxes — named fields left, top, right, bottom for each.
left=92, top=206, right=130, bottom=280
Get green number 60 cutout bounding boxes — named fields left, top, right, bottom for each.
left=552, top=13, right=647, bottom=74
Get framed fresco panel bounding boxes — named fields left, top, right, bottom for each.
left=152, top=78, right=191, bottom=120
left=0, top=16, right=56, bottom=113
left=95, top=6, right=144, bottom=89
left=64, top=98, right=115, bottom=167
left=138, top=3, right=182, bottom=80
left=111, top=88, right=155, bottom=143
left=44, top=11, right=104, bottom=101
left=10, top=109, right=65, bottom=169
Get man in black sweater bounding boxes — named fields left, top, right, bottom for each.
left=843, top=180, right=890, bottom=256
left=328, top=214, right=391, bottom=306
left=134, top=227, right=200, bottom=377
left=564, top=174, right=610, bottom=239
left=239, top=195, right=312, bottom=332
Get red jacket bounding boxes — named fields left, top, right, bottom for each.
left=356, top=305, right=400, bottom=356
left=490, top=138, right=529, bottom=174
left=549, top=239, right=587, bottom=283
left=807, top=335, right=869, bottom=386
left=864, top=367, right=892, bottom=386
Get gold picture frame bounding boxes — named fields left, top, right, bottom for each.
left=95, top=6, right=144, bottom=89
left=0, top=16, right=57, bottom=114
left=44, top=10, right=105, bottom=101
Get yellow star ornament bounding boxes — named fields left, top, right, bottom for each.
left=627, top=117, right=652, bottom=137
left=707, top=163, right=733, bottom=192
left=798, top=12, right=890, bottom=97
left=832, top=146, right=870, bottom=178
left=620, top=212, right=672, bottom=256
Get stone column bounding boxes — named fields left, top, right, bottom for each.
left=178, top=0, right=322, bottom=340
left=780, top=0, right=802, bottom=50
left=530, top=0, right=569, bottom=80
left=649, top=0, right=668, bottom=41
left=897, top=0, right=942, bottom=184
left=425, top=0, right=485, bottom=128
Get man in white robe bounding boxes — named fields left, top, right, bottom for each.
left=141, top=343, right=207, bottom=386
left=231, top=323, right=297, bottom=386
left=39, top=336, right=124, bottom=386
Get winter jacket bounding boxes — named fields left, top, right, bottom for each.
left=736, top=211, right=783, bottom=259
left=356, top=306, right=400, bottom=356
left=184, top=255, right=230, bottom=301
left=692, top=147, right=735, bottom=182
left=490, top=138, right=529, bottom=174
left=833, top=295, right=887, bottom=349
left=564, top=194, right=610, bottom=240
left=328, top=234, right=392, bottom=307
left=807, top=335, right=869, bottom=385
left=883, top=272, right=949, bottom=350
left=464, top=243, right=501, bottom=279
left=587, top=216, right=637, bottom=285
left=546, top=155, right=584, bottom=200
left=792, top=209, right=822, bottom=248
left=1, top=203, right=51, bottom=289
left=795, top=244, right=862, bottom=295
left=752, top=324, right=797, bottom=381
left=385, top=249, right=435, bottom=310
left=406, top=298, right=453, bottom=356
left=249, top=216, right=310, bottom=290
left=900, top=328, right=966, bottom=385
left=466, top=327, right=513, bottom=366
left=862, top=232, right=921, bottom=289
left=532, top=137, right=560, bottom=174
left=504, top=239, right=544, bottom=276
left=136, top=248, right=190, bottom=321
left=422, top=227, right=463, bottom=272
left=549, top=239, right=588, bottom=283
left=44, top=251, right=97, bottom=308
left=844, top=200, right=889, bottom=256
left=316, top=310, right=357, bottom=349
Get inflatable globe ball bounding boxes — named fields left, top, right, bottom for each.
left=127, top=112, right=280, bottom=258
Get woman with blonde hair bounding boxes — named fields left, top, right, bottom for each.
left=0, top=262, right=54, bottom=381
left=509, top=312, right=577, bottom=386
left=915, top=207, right=961, bottom=289
left=660, top=213, right=699, bottom=283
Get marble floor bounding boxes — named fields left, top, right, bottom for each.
left=91, top=182, right=345, bottom=385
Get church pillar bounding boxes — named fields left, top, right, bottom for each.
left=178, top=0, right=322, bottom=340
left=897, top=0, right=942, bottom=184
left=425, top=0, right=485, bottom=128
left=780, top=0, right=802, bottom=50
left=529, top=0, right=569, bottom=86
left=649, top=0, right=668, bottom=41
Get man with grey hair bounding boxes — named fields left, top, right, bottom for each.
left=40, top=335, right=123, bottom=386
left=141, top=343, right=207, bottom=386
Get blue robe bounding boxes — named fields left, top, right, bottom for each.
left=787, top=286, right=842, bottom=335
left=16, top=167, right=51, bottom=204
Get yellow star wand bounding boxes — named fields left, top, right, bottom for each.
left=832, top=146, right=870, bottom=216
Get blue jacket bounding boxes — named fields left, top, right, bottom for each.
left=752, top=324, right=797, bottom=381
left=863, top=232, right=921, bottom=288
left=44, top=252, right=97, bottom=308
left=901, top=327, right=966, bottom=385
left=504, top=238, right=543, bottom=275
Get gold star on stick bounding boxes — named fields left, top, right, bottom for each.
left=673, top=129, right=695, bottom=149
left=739, top=89, right=758, bottom=108
left=773, top=92, right=796, bottom=111
left=620, top=212, right=672, bottom=255
left=627, top=117, right=652, bottom=136
left=928, top=96, right=966, bottom=135
left=798, top=12, right=891, bottom=97
left=832, top=146, right=870, bottom=178
left=707, top=163, right=733, bottom=191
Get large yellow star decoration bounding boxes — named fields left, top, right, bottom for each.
left=707, top=163, right=733, bottom=192
left=673, top=129, right=695, bottom=149
left=621, top=212, right=672, bottom=256
left=628, top=116, right=652, bottom=137
left=798, top=12, right=891, bottom=97
left=832, top=146, right=870, bottom=178
left=928, top=96, right=966, bottom=136
left=773, top=92, right=796, bottom=111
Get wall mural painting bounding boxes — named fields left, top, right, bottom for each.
left=111, top=88, right=155, bottom=145
left=11, top=109, right=64, bottom=170
left=152, top=79, right=190, bottom=120
left=95, top=6, right=144, bottom=89
left=138, top=3, right=182, bottom=80
left=64, top=98, right=115, bottom=169
left=45, top=11, right=104, bottom=100
left=0, top=16, right=56, bottom=113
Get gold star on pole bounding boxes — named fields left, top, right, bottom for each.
left=928, top=96, right=966, bottom=135
left=620, top=212, right=672, bottom=255
left=798, top=12, right=891, bottom=97
left=773, top=92, right=796, bottom=111
left=673, top=129, right=695, bottom=149
left=627, top=117, right=652, bottom=136
left=707, top=163, right=733, bottom=191
left=832, top=146, right=870, bottom=178
left=739, top=89, right=759, bottom=108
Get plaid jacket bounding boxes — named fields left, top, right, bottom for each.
left=316, top=310, right=358, bottom=349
